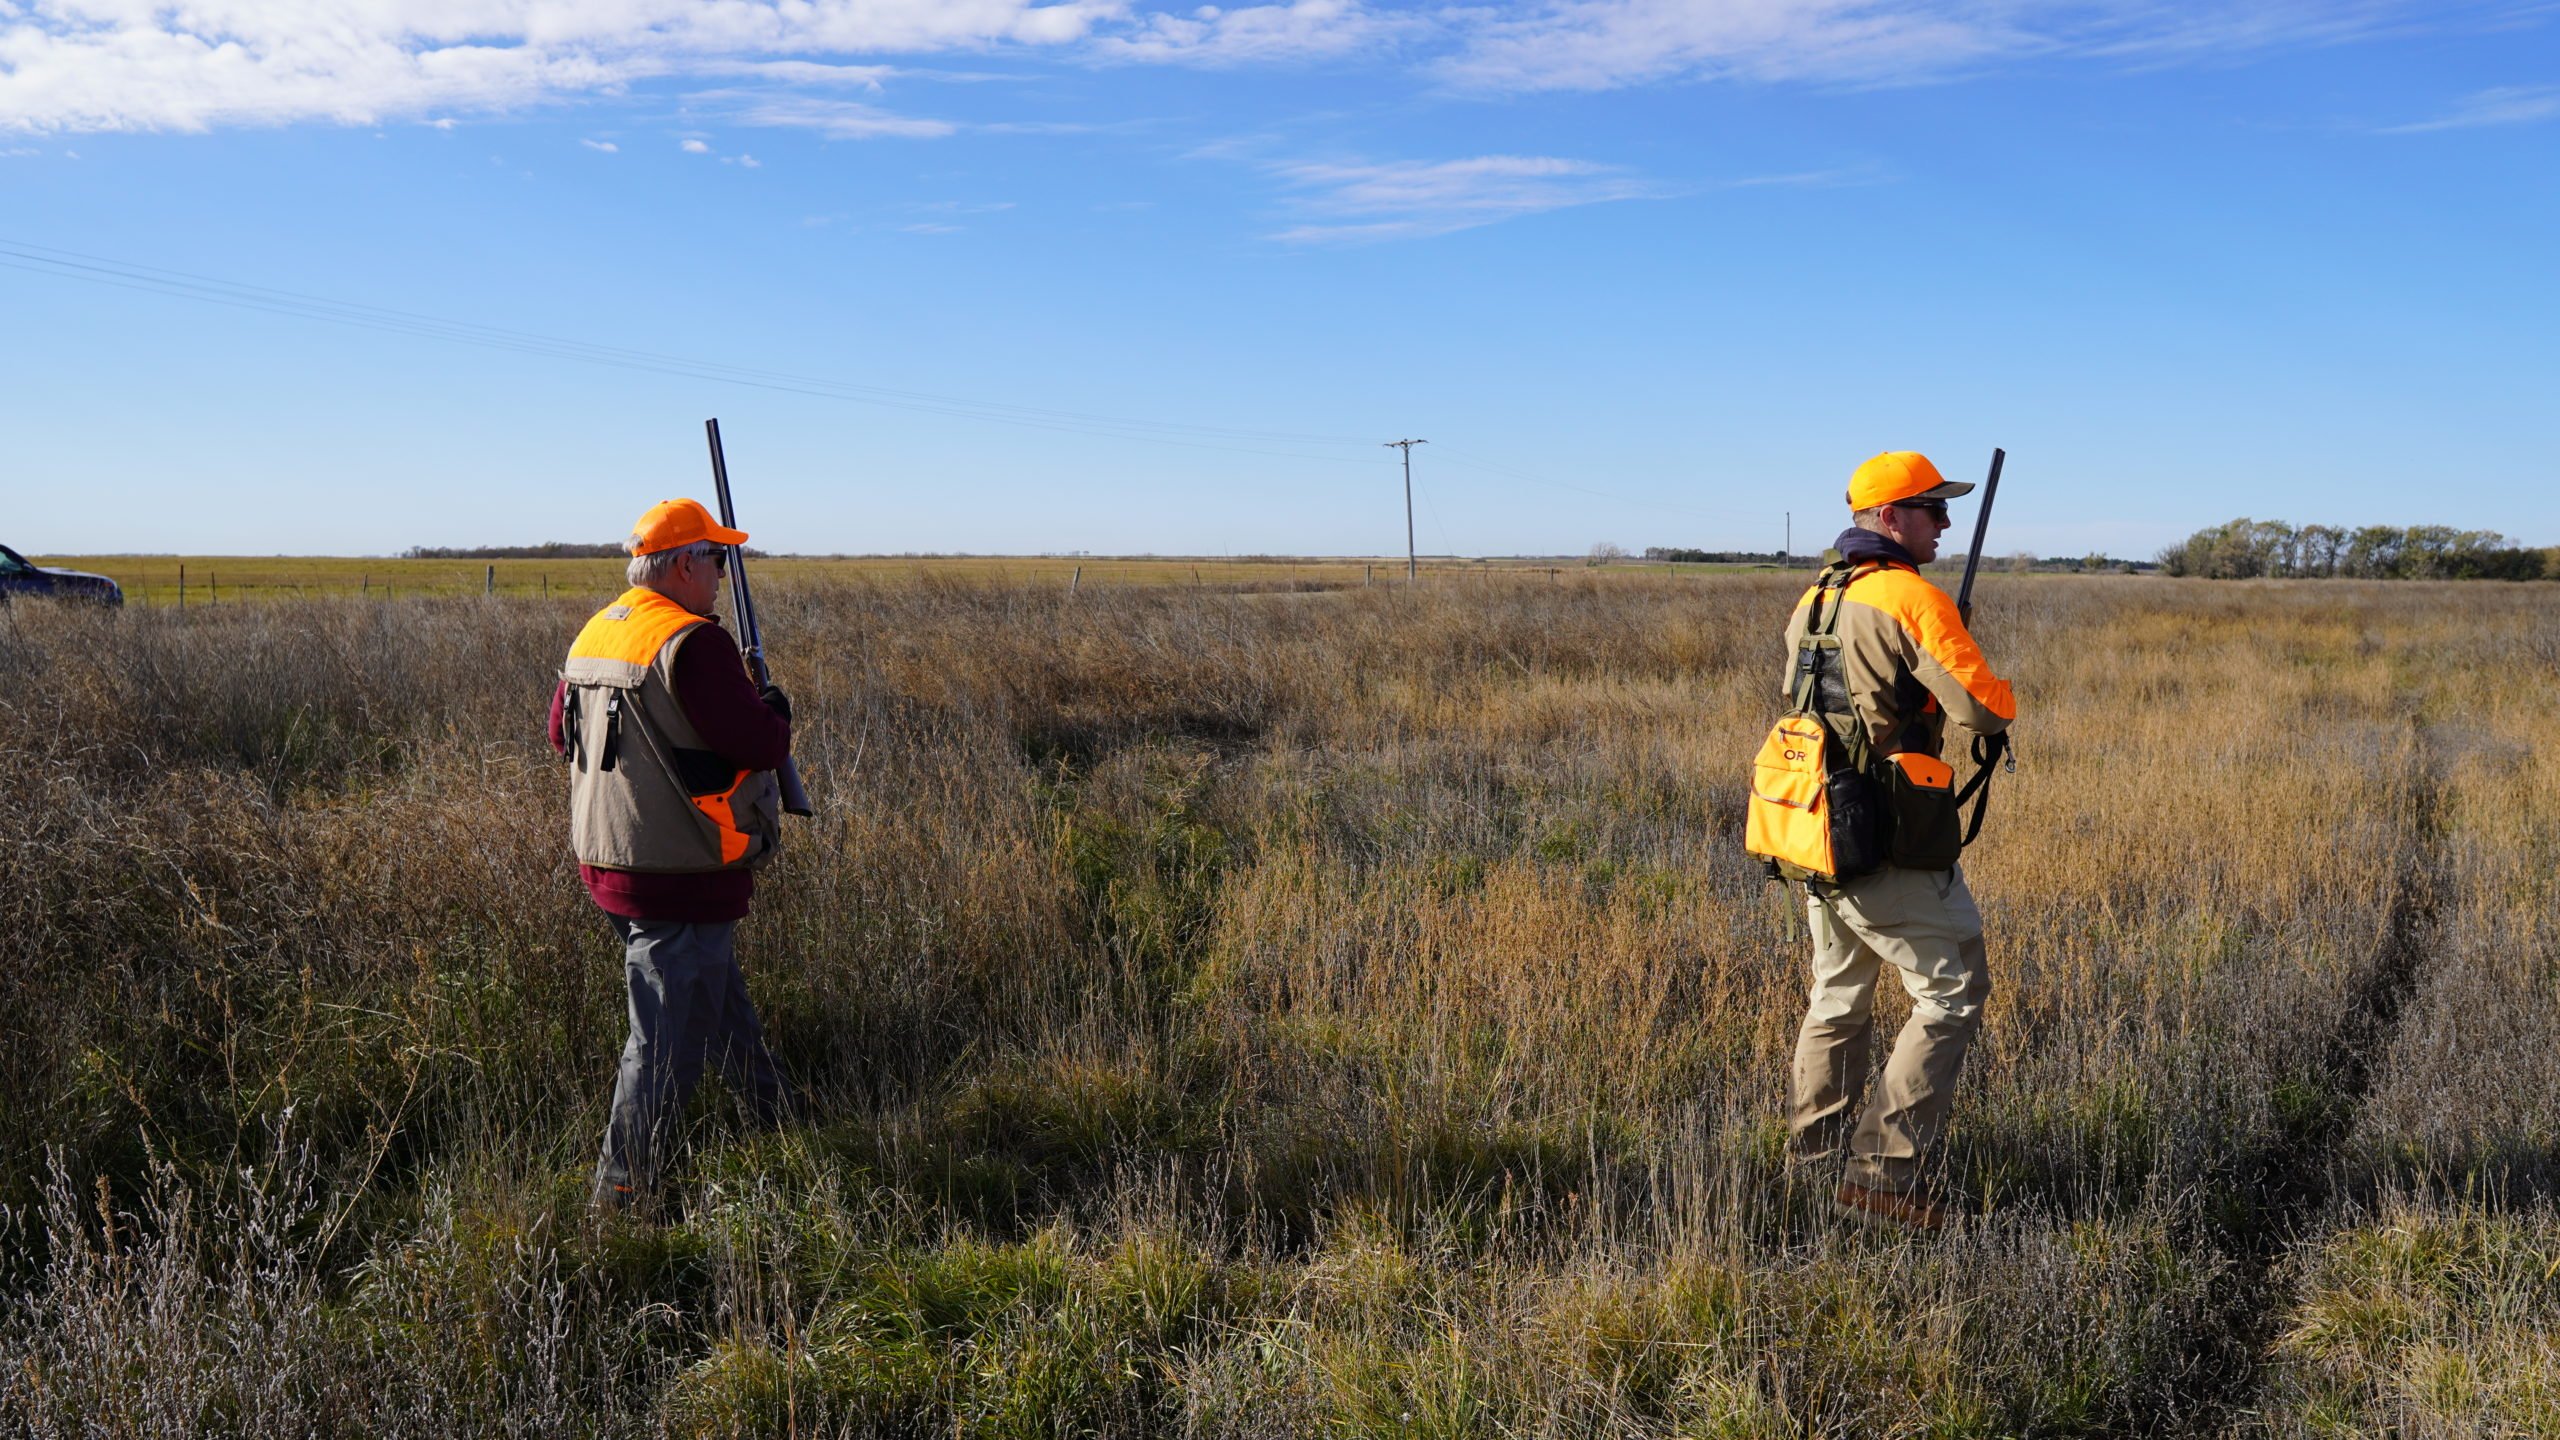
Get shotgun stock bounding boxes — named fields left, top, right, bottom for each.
left=704, top=418, right=813, bottom=817
left=1955, top=447, right=2005, bottom=626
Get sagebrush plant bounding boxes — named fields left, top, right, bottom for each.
left=1, top=575, right=2547, bottom=1437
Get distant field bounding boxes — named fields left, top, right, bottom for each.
left=28, top=553, right=1807, bottom=605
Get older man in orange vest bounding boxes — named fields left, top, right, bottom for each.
left=548, top=498, right=796, bottom=1209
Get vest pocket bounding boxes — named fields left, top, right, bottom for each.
left=1882, top=751, right=1962, bottom=871
left=671, top=746, right=736, bottom=796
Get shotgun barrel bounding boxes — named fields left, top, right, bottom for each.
left=1955, top=447, right=2005, bottom=626
left=704, top=418, right=813, bottom=816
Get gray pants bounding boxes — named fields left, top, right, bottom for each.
left=594, top=917, right=792, bottom=1201
left=1787, top=865, right=1989, bottom=1196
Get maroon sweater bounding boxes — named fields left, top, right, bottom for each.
left=549, top=617, right=792, bottom=923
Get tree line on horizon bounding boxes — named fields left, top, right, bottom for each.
left=2158, top=520, right=2548, bottom=580
left=1641, top=546, right=2151, bottom=573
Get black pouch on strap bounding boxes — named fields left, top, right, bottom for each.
left=1825, top=755, right=1893, bottom=879
left=1880, top=751, right=1962, bottom=871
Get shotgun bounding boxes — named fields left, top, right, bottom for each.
left=704, top=418, right=814, bottom=817
left=1951, top=446, right=2013, bottom=826
left=1955, top=447, right=2006, bottom=626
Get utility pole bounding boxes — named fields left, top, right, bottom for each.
left=1384, top=438, right=1427, bottom=586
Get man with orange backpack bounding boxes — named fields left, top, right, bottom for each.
left=1747, top=451, right=2016, bottom=1230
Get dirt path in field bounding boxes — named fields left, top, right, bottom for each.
left=2184, top=729, right=2444, bottom=1436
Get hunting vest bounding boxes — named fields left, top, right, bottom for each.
left=561, top=587, right=781, bottom=873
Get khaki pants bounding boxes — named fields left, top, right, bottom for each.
left=1787, top=865, right=1988, bottom=1195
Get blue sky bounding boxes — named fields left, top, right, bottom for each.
left=3, top=1, right=2554, bottom=558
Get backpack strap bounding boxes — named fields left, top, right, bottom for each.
left=1790, top=555, right=1879, bottom=773
left=1788, top=556, right=1863, bottom=711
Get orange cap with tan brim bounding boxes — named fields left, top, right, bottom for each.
left=627, top=498, right=748, bottom=556
left=1847, top=451, right=1976, bottom=510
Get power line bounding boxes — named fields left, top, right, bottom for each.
left=1384, top=438, right=1426, bottom=585
left=0, top=237, right=1390, bottom=465
left=3, top=236, right=1753, bottom=550
left=1430, top=445, right=1722, bottom=519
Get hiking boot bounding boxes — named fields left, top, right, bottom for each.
left=1833, top=1180, right=1948, bottom=1231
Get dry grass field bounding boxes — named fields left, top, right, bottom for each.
left=2, top=572, right=2552, bottom=1436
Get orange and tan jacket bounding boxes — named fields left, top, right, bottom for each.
left=1780, top=552, right=2017, bottom=758
left=561, top=587, right=781, bottom=874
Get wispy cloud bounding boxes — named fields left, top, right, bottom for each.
left=1433, top=1, right=2543, bottom=93
left=680, top=138, right=712, bottom=154
left=2379, top=83, right=2560, bottom=133
left=580, top=137, right=618, bottom=152
left=694, top=60, right=901, bottom=91
left=1440, top=2, right=2006, bottom=91
left=1269, top=154, right=1664, bottom=243
left=718, top=94, right=959, bottom=139
left=1096, top=0, right=1409, bottom=64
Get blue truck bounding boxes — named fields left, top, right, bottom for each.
left=0, top=544, right=123, bottom=605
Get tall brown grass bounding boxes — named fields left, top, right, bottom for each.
left=0, top=575, right=2543, bottom=1436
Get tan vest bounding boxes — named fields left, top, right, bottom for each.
left=561, top=587, right=781, bottom=873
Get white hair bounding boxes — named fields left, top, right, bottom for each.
left=627, top=539, right=719, bottom=588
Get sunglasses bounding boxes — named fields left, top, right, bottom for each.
left=1890, top=499, right=1951, bottom=521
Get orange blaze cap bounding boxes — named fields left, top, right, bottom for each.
left=1847, top=451, right=1975, bottom=510
left=627, top=498, right=748, bottom=556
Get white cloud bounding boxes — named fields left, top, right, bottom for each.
left=680, top=138, right=711, bottom=153
left=903, top=221, right=964, bottom=233
left=0, top=0, right=1117, bottom=133
left=2380, top=84, right=2560, bottom=133
left=580, top=137, right=617, bottom=152
left=0, top=0, right=2538, bottom=133
left=1269, top=154, right=1663, bottom=243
